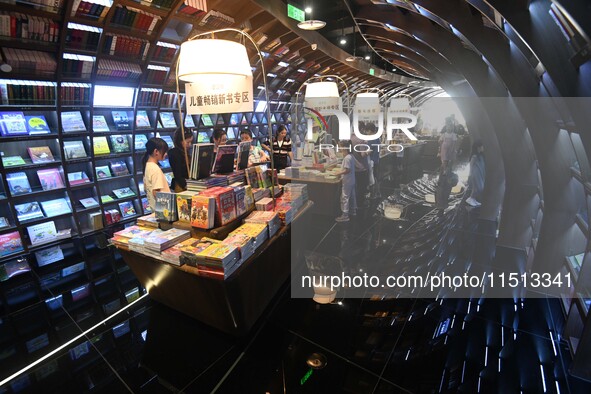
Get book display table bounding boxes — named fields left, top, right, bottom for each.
left=121, top=201, right=313, bottom=336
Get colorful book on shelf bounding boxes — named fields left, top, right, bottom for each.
left=200, top=186, right=236, bottom=226
left=79, top=197, right=99, bottom=208
left=6, top=172, right=32, bottom=195
left=111, top=111, right=131, bottom=130
left=110, top=135, right=130, bottom=153
left=138, top=181, right=145, bottom=195
left=109, top=160, right=129, bottom=176
left=92, top=115, right=110, bottom=132
left=40, top=198, right=71, bottom=217
left=2, top=156, right=26, bottom=167
left=154, top=192, right=177, bottom=222
left=101, top=195, right=114, bottom=203
left=159, top=112, right=177, bottom=128
left=95, top=165, right=112, bottom=179
left=190, top=194, right=215, bottom=229
left=0, top=112, right=28, bottom=136
left=112, top=187, right=135, bottom=199
left=61, top=111, right=86, bottom=133
left=175, top=191, right=197, bottom=223
left=245, top=167, right=262, bottom=188
left=37, top=168, right=65, bottom=190
left=35, top=245, right=64, bottom=267
left=25, top=115, right=51, bottom=134
left=233, top=185, right=247, bottom=217
left=0, top=217, right=9, bottom=229
left=93, top=136, right=110, bottom=155
left=158, top=158, right=170, bottom=169
left=0, top=259, right=30, bottom=281
left=184, top=114, right=195, bottom=128
left=136, top=111, right=151, bottom=128
left=63, top=140, right=87, bottom=160
left=161, top=135, right=174, bottom=149
left=190, top=143, right=214, bottom=180
left=15, top=202, right=44, bottom=222
left=164, top=172, right=173, bottom=185
left=67, top=171, right=90, bottom=185
left=135, top=134, right=148, bottom=151
left=27, top=221, right=58, bottom=245
left=27, top=146, right=55, bottom=164
left=0, top=231, right=24, bottom=257
left=104, top=208, right=121, bottom=225
left=141, top=197, right=151, bottom=213
left=118, top=201, right=136, bottom=218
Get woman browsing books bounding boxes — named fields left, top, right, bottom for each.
left=210, top=128, right=227, bottom=154
left=240, top=129, right=269, bottom=166
left=169, top=128, right=194, bottom=192
left=143, top=137, right=171, bottom=211
left=262, top=125, right=292, bottom=170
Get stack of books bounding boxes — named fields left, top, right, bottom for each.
left=155, top=192, right=178, bottom=222
left=229, top=223, right=268, bottom=249
left=244, top=211, right=282, bottom=238
left=283, top=183, right=309, bottom=206
left=185, top=179, right=207, bottom=193
left=137, top=213, right=159, bottom=228
left=111, top=226, right=154, bottom=251
left=194, top=243, right=240, bottom=279
left=222, top=234, right=255, bottom=264
left=274, top=202, right=294, bottom=225
left=129, top=228, right=191, bottom=258
left=199, top=187, right=236, bottom=227
left=179, top=237, right=220, bottom=266
left=160, top=237, right=201, bottom=266
left=252, top=188, right=269, bottom=202
left=255, top=197, right=274, bottom=211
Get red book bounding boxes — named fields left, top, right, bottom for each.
left=190, top=194, right=215, bottom=229
left=200, top=187, right=236, bottom=227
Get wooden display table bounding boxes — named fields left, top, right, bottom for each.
left=121, top=201, right=313, bottom=336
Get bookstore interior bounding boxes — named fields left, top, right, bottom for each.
left=0, top=0, right=591, bottom=392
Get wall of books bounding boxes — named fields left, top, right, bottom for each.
left=0, top=0, right=292, bottom=379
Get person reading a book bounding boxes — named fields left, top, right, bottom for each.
left=240, top=129, right=269, bottom=166
left=143, top=137, right=170, bottom=211
left=210, top=128, right=227, bottom=154
left=169, top=128, right=194, bottom=192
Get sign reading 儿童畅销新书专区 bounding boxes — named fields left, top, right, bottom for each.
left=185, top=76, right=254, bottom=115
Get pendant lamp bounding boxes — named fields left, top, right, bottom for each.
left=178, top=39, right=252, bottom=82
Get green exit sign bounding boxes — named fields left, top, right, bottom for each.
left=369, top=68, right=375, bottom=76
left=287, top=3, right=305, bottom=23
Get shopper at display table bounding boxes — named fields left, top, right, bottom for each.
left=210, top=128, right=227, bottom=154
left=143, top=137, right=171, bottom=211
left=239, top=129, right=269, bottom=166
left=169, top=128, right=194, bottom=192
left=262, top=125, right=292, bottom=170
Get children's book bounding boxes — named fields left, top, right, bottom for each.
left=0, top=111, right=27, bottom=136
left=190, top=194, right=216, bottom=229
left=109, top=135, right=130, bottom=153
left=111, top=111, right=131, bottom=130
left=6, top=172, right=31, bottom=195
left=35, top=246, right=64, bottom=267
left=93, top=136, right=110, bottom=156
left=159, top=112, right=177, bottom=128
left=95, top=166, right=112, bottom=179
left=109, top=161, right=129, bottom=176
left=112, top=187, right=135, bottom=199
left=15, top=202, right=44, bottom=222
left=155, top=192, right=177, bottom=222
left=176, top=191, right=197, bottom=223
left=61, top=111, right=86, bottom=132
left=79, top=197, right=99, bottom=208
left=25, top=115, right=51, bottom=134
left=63, top=140, right=87, bottom=160
left=28, top=146, right=55, bottom=163
left=37, top=168, right=65, bottom=190
left=118, top=201, right=136, bottom=218
left=135, top=134, right=148, bottom=151
left=141, top=197, right=151, bottom=213
left=135, top=111, right=151, bottom=128
left=92, top=115, right=110, bottom=132
left=40, top=198, right=71, bottom=217
left=27, top=221, right=57, bottom=245
left=67, top=171, right=90, bottom=185
left=0, top=231, right=24, bottom=257
left=2, top=156, right=25, bottom=167
left=161, top=135, right=174, bottom=149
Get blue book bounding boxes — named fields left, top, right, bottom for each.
left=0, top=112, right=28, bottom=136
left=25, top=115, right=51, bottom=134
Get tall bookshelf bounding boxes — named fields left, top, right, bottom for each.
left=0, top=0, right=294, bottom=380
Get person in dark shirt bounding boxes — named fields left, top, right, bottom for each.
left=268, top=125, right=292, bottom=170
left=168, top=128, right=194, bottom=192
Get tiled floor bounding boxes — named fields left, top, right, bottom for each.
left=4, top=174, right=591, bottom=393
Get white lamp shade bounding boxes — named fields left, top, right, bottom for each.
left=355, top=92, right=379, bottom=106
left=178, top=39, right=252, bottom=82
left=305, top=81, right=340, bottom=99
left=389, top=97, right=410, bottom=112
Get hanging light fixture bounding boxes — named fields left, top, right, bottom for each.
left=297, top=3, right=325, bottom=31
left=178, top=39, right=252, bottom=82
left=304, top=81, right=340, bottom=99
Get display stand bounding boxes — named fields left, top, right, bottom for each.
left=121, top=201, right=313, bottom=336
left=278, top=175, right=341, bottom=217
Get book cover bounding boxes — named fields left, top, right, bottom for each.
left=109, top=161, right=129, bottom=176
left=61, top=111, right=86, bottom=132
left=201, top=187, right=236, bottom=226
left=135, top=110, right=151, bottom=128
left=79, top=197, right=99, bottom=208
left=37, top=168, right=65, bottom=190
left=63, top=140, right=87, bottom=160
left=35, top=246, right=64, bottom=267
left=213, top=144, right=238, bottom=174
left=112, top=187, right=135, bottom=199
left=2, top=156, right=26, bottom=167
left=155, top=192, right=177, bottom=222
left=176, top=192, right=197, bottom=223
left=6, top=172, right=32, bottom=195
left=27, top=221, right=58, bottom=245
left=164, top=172, right=173, bottom=186
left=0, top=217, right=9, bottom=229
left=190, top=194, right=216, bottom=229
left=135, top=134, right=148, bottom=151
left=138, top=181, right=145, bottom=195
left=15, top=202, right=44, bottom=222
left=158, top=158, right=170, bottom=169
left=25, top=115, right=51, bottom=134
left=93, top=136, right=110, bottom=155
left=67, top=171, right=90, bottom=185
left=92, top=115, right=110, bottom=132
left=95, top=165, right=112, bottom=179
left=28, top=146, right=55, bottom=164
left=0, top=112, right=27, bottom=136
left=184, top=114, right=195, bottom=128
left=118, top=201, right=136, bottom=218
left=0, top=231, right=23, bottom=257
left=101, top=195, right=114, bottom=203
left=111, top=111, right=131, bottom=130
left=109, top=135, right=130, bottom=153
left=40, top=198, right=72, bottom=217
left=141, top=197, right=151, bottom=213
left=245, top=167, right=262, bottom=188
left=159, top=112, right=177, bottom=128
left=0, top=259, right=31, bottom=281
left=161, top=135, right=174, bottom=149
left=233, top=186, right=247, bottom=217
left=190, top=143, right=214, bottom=180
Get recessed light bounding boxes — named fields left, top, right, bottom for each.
left=340, top=38, right=347, bottom=45
left=365, top=55, right=371, bottom=60
left=297, top=20, right=326, bottom=30
left=305, top=7, right=312, bottom=13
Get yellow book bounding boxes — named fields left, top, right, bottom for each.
left=93, top=136, right=111, bottom=156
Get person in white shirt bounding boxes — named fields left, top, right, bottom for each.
left=143, top=137, right=171, bottom=211
left=335, top=140, right=356, bottom=222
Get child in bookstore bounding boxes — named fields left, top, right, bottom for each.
left=143, top=137, right=171, bottom=211
left=169, top=128, right=194, bottom=192
left=210, top=128, right=228, bottom=154
left=335, top=140, right=356, bottom=222
left=240, top=129, right=269, bottom=165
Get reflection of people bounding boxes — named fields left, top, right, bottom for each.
left=466, top=141, right=485, bottom=207
left=335, top=140, right=356, bottom=222
left=240, top=129, right=269, bottom=165
left=439, top=116, right=458, bottom=172
left=143, top=138, right=171, bottom=210
left=169, top=128, right=193, bottom=192
left=435, top=167, right=458, bottom=210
